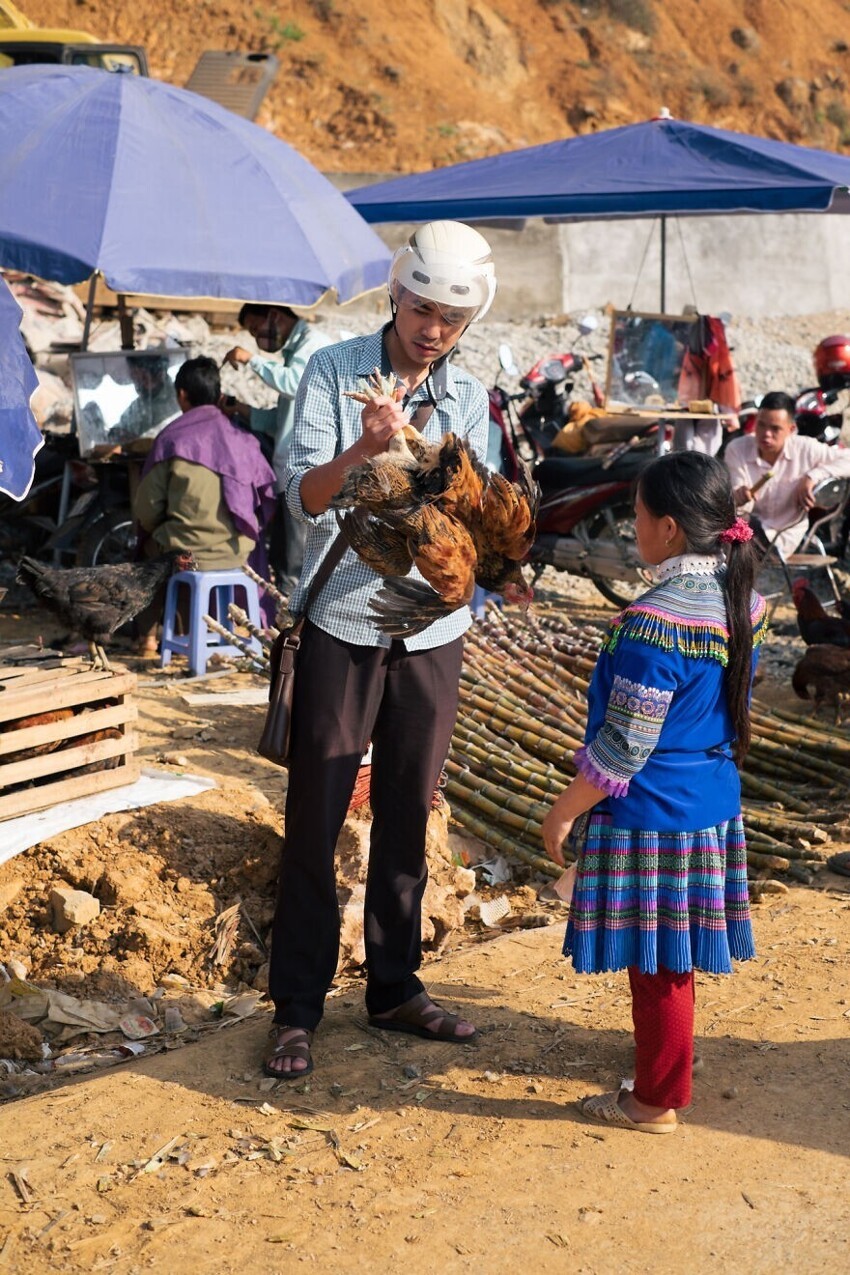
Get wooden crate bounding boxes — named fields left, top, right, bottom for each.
left=0, top=658, right=139, bottom=820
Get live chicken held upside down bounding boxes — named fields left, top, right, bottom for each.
left=331, top=393, right=540, bottom=636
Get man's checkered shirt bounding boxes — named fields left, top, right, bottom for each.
left=284, top=327, right=489, bottom=650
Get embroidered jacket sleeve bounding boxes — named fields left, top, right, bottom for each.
left=576, top=640, right=678, bottom=798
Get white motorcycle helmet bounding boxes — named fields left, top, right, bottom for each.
left=388, top=221, right=497, bottom=323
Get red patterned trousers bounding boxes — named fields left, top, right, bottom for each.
left=628, top=965, right=695, bottom=1110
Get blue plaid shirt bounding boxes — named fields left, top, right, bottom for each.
left=284, top=327, right=489, bottom=649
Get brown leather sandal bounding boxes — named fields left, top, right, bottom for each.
left=368, top=990, right=477, bottom=1042
left=263, top=1025, right=314, bottom=1079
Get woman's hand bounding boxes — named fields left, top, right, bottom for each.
left=542, top=801, right=574, bottom=868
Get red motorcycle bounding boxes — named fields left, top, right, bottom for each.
left=488, top=335, right=605, bottom=472
left=529, top=448, right=656, bottom=607
left=488, top=341, right=658, bottom=608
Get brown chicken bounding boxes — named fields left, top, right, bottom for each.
left=334, top=426, right=539, bottom=636
left=16, top=550, right=195, bottom=672
left=791, top=644, right=850, bottom=722
left=791, top=578, right=850, bottom=648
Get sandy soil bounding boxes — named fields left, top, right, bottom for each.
left=0, top=888, right=847, bottom=1272
left=0, top=578, right=848, bottom=1272
left=23, top=1, right=850, bottom=172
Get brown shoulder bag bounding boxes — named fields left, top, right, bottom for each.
left=257, top=533, right=347, bottom=767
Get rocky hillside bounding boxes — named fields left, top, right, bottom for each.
left=21, top=1, right=850, bottom=171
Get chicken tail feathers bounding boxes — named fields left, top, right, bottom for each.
left=368, top=576, right=458, bottom=638
left=791, top=663, right=811, bottom=700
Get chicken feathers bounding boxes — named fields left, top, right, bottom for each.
left=335, top=509, right=413, bottom=577
left=792, top=642, right=850, bottom=723
left=332, top=405, right=539, bottom=636
left=16, top=550, right=195, bottom=672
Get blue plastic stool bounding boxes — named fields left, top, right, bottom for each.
left=160, top=569, right=262, bottom=676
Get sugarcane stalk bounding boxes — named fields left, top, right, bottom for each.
left=448, top=800, right=561, bottom=877
left=451, top=733, right=565, bottom=800
left=739, top=772, right=812, bottom=814
left=201, top=614, right=267, bottom=668
left=745, top=848, right=792, bottom=872
left=241, top=562, right=288, bottom=610
left=444, top=777, right=545, bottom=837
left=445, top=759, right=553, bottom=819
left=227, top=603, right=273, bottom=652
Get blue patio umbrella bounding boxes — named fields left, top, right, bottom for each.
left=346, top=116, right=850, bottom=223
left=346, top=115, right=850, bottom=307
left=0, top=64, right=390, bottom=306
left=0, top=275, right=42, bottom=502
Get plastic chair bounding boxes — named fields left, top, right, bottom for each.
left=760, top=477, right=850, bottom=610
left=160, top=569, right=262, bottom=676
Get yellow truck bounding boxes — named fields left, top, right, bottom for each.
left=0, top=1, right=277, bottom=117
left=0, top=1, right=147, bottom=74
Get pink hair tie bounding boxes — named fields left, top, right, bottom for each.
left=719, top=517, right=754, bottom=544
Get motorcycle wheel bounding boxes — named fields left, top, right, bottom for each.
left=585, top=502, right=653, bottom=609
left=76, top=508, right=136, bottom=566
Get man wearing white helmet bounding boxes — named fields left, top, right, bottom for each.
left=263, top=222, right=495, bottom=1079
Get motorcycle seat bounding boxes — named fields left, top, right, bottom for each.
left=534, top=451, right=651, bottom=492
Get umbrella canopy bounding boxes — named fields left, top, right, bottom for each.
left=0, top=64, right=389, bottom=305
left=346, top=117, right=850, bottom=223
left=0, top=274, right=42, bottom=501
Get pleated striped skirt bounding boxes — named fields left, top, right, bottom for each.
left=563, top=811, right=756, bottom=975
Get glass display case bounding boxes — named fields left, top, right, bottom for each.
left=605, top=311, right=700, bottom=409
left=68, top=348, right=186, bottom=456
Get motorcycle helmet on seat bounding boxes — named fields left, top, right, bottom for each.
left=388, top=221, right=497, bottom=324
left=814, top=334, right=850, bottom=389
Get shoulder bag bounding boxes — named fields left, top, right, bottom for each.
left=257, top=533, right=348, bottom=767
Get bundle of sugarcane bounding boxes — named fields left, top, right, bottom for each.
left=446, top=604, right=850, bottom=887
left=240, top=590, right=848, bottom=886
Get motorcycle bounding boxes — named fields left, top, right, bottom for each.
left=489, top=338, right=658, bottom=608
left=529, top=448, right=656, bottom=608
left=487, top=319, right=604, bottom=469
left=49, top=459, right=136, bottom=566
left=0, top=431, right=91, bottom=564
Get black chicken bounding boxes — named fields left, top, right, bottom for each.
left=16, top=551, right=195, bottom=672
left=791, top=578, right=850, bottom=647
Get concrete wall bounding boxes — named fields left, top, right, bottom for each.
left=558, top=213, right=850, bottom=318
left=333, top=174, right=850, bottom=320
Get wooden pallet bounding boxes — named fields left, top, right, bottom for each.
left=0, top=658, right=139, bottom=820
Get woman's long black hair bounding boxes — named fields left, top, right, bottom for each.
left=638, top=451, right=759, bottom=761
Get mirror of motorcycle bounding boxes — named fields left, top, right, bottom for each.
left=577, top=314, right=598, bottom=337
left=498, top=343, right=520, bottom=376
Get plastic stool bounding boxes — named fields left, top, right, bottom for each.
left=160, top=569, right=262, bottom=676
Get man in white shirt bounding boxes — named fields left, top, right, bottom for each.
left=724, top=390, right=850, bottom=559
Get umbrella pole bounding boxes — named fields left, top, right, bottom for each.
left=660, top=216, right=667, bottom=312
left=117, top=293, right=135, bottom=350
left=81, top=273, right=98, bottom=351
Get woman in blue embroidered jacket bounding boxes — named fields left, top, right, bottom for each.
left=542, top=452, right=765, bottom=1135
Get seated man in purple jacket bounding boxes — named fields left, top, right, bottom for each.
left=133, top=356, right=276, bottom=652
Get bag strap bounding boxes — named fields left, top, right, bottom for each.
left=411, top=402, right=436, bottom=430
left=301, top=531, right=348, bottom=619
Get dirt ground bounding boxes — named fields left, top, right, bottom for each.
left=0, top=586, right=848, bottom=1273
left=24, top=1, right=850, bottom=173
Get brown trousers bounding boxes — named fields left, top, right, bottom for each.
left=268, top=620, right=464, bottom=1030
